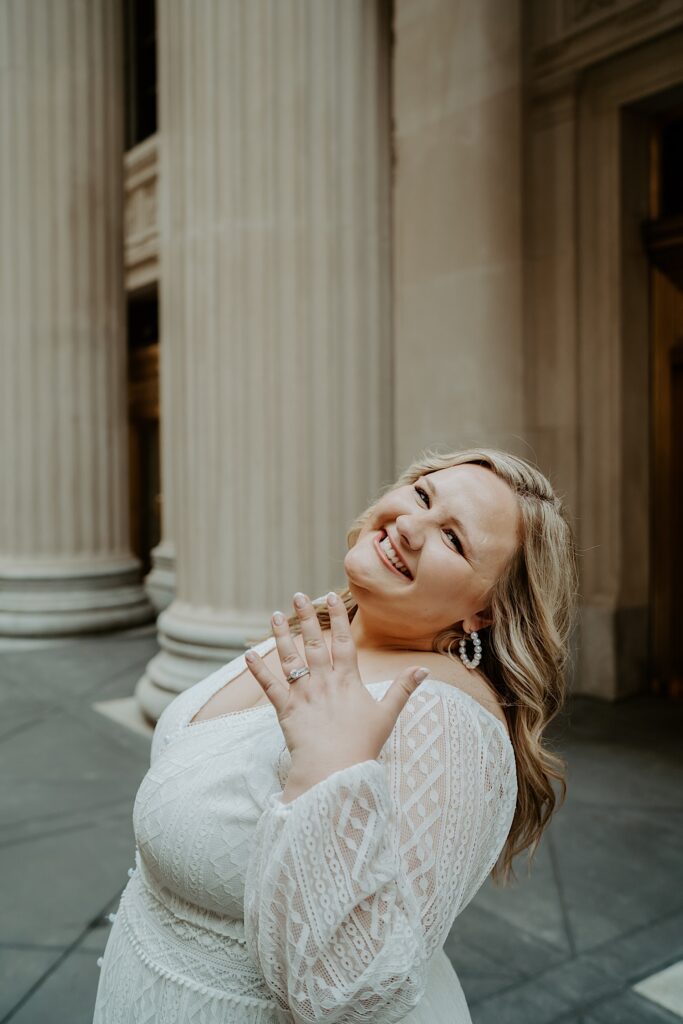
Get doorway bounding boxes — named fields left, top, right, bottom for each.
left=127, top=288, right=161, bottom=576
left=646, top=110, right=683, bottom=697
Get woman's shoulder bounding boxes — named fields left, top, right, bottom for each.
left=327, top=626, right=510, bottom=735
left=314, top=626, right=510, bottom=737
left=392, top=648, right=510, bottom=735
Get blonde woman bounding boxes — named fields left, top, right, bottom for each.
left=93, top=448, right=577, bottom=1024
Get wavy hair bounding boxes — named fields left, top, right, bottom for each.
left=258, top=448, right=578, bottom=882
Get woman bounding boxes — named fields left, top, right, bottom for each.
left=93, top=448, right=577, bottom=1023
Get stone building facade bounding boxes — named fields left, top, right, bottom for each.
left=1, top=0, right=682, bottom=717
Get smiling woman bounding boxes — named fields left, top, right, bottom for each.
left=280, top=447, right=578, bottom=882
left=343, top=460, right=523, bottom=650
left=93, top=446, right=577, bottom=1024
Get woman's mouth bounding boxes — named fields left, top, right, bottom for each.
left=373, top=529, right=413, bottom=580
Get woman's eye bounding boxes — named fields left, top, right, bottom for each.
left=414, top=485, right=464, bottom=556
left=446, top=530, right=464, bottom=556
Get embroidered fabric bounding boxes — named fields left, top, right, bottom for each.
left=93, top=631, right=517, bottom=1024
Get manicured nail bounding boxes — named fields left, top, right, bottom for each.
left=272, top=611, right=285, bottom=625
left=245, top=650, right=256, bottom=662
left=293, top=592, right=307, bottom=608
left=326, top=591, right=338, bottom=606
left=413, top=668, right=429, bottom=682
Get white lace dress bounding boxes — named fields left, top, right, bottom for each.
left=93, top=633, right=517, bottom=1023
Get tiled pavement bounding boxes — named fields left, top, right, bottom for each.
left=1, top=631, right=682, bottom=1023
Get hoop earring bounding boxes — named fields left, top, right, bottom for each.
left=459, top=630, right=482, bottom=670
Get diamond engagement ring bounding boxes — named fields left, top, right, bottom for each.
left=286, top=666, right=311, bottom=683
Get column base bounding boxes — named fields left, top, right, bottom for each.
left=0, top=557, right=155, bottom=637
left=135, top=600, right=270, bottom=722
left=575, top=602, right=648, bottom=699
left=144, top=539, right=176, bottom=612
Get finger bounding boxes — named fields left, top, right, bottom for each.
left=379, top=666, right=429, bottom=720
left=325, top=591, right=359, bottom=675
left=292, top=592, right=331, bottom=670
left=271, top=611, right=307, bottom=680
left=244, top=650, right=290, bottom=716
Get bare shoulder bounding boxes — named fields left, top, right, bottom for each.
left=399, top=649, right=509, bottom=733
left=311, top=629, right=509, bottom=735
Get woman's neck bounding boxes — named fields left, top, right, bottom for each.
left=348, top=606, right=435, bottom=653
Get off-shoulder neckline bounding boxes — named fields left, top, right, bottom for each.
left=182, top=636, right=514, bottom=753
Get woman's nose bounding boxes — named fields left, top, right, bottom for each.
left=395, top=513, right=424, bottom=550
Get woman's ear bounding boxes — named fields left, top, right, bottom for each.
left=462, top=609, right=492, bottom=633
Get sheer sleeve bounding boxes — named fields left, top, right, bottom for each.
left=243, top=682, right=517, bottom=1023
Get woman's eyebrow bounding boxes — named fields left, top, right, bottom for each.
left=423, top=475, right=475, bottom=561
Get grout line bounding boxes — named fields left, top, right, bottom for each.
left=90, top=655, right=159, bottom=693
left=548, top=959, right=683, bottom=1024
left=56, top=655, right=158, bottom=706
left=468, top=907, right=683, bottom=1011
left=631, top=954, right=683, bottom=990
left=0, top=808, right=131, bottom=852
left=0, top=941, right=69, bottom=953
left=1, top=795, right=134, bottom=835
left=454, top=933, right=567, bottom=983
left=0, top=658, right=156, bottom=736
left=0, top=716, right=61, bottom=745
left=0, top=889, right=123, bottom=1023
left=562, top=800, right=683, bottom=813
left=547, top=829, right=578, bottom=958
left=462, top=897, right=573, bottom=961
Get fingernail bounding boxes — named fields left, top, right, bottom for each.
left=272, top=611, right=285, bottom=625
left=413, top=668, right=429, bottom=682
left=245, top=650, right=256, bottom=662
left=326, top=591, right=338, bottom=606
left=293, top=592, right=307, bottom=608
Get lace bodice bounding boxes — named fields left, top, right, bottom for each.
left=93, top=632, right=517, bottom=1023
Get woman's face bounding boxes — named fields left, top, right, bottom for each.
left=344, top=464, right=521, bottom=646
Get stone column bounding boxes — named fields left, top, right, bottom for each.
left=392, top=0, right=525, bottom=464
left=136, top=0, right=392, bottom=720
left=144, top=234, right=175, bottom=614
left=0, top=0, right=152, bottom=636
left=145, top=540, right=175, bottom=613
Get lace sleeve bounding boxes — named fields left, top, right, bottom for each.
left=243, top=684, right=517, bottom=1023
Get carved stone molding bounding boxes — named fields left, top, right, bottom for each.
left=568, top=0, right=627, bottom=28
left=124, top=134, right=159, bottom=293
left=526, top=0, right=683, bottom=95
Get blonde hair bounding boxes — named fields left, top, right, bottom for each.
left=256, top=448, right=578, bottom=882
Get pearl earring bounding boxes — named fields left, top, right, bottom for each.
left=459, top=630, right=482, bottom=670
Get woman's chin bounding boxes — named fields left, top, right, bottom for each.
left=343, top=551, right=378, bottom=592
left=344, top=563, right=396, bottom=601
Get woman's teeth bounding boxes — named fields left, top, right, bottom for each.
left=379, top=535, right=411, bottom=577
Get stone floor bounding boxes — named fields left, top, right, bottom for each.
left=0, top=630, right=681, bottom=1023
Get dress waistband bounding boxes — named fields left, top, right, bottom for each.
left=119, top=868, right=277, bottom=1012
left=135, top=857, right=250, bottom=944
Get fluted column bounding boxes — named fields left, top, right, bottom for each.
left=145, top=216, right=176, bottom=613
left=0, top=0, right=152, bottom=636
left=145, top=540, right=175, bottom=613
left=136, top=0, right=392, bottom=719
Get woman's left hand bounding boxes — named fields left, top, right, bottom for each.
left=244, top=592, right=429, bottom=772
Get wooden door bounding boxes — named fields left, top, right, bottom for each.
left=649, top=231, right=683, bottom=696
